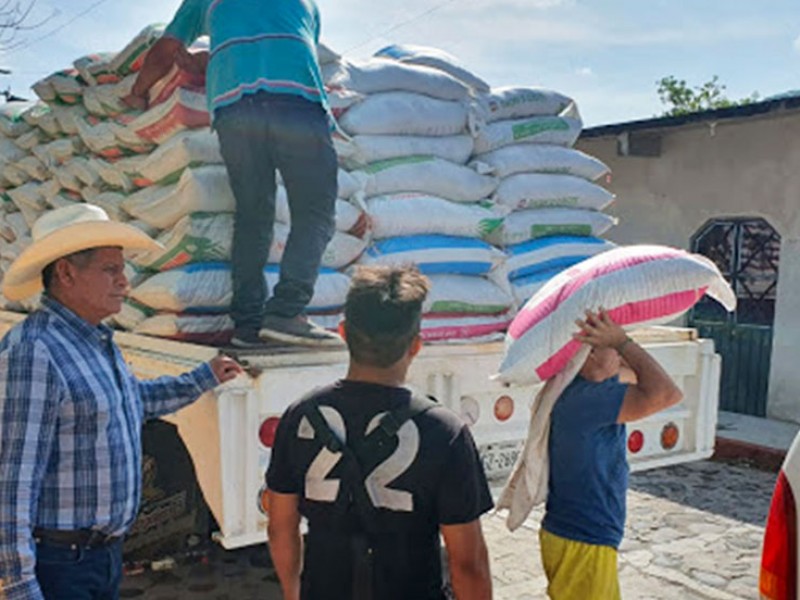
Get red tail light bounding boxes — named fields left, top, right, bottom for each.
left=259, top=417, right=281, bottom=449
left=627, top=430, right=644, bottom=453
left=661, top=423, right=680, bottom=450
left=761, top=471, right=797, bottom=599
left=494, top=395, right=514, bottom=422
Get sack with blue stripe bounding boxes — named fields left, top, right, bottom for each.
left=506, top=236, right=615, bottom=281
left=358, top=235, right=504, bottom=275
left=130, top=263, right=350, bottom=313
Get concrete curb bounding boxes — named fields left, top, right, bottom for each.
left=712, top=436, right=786, bottom=472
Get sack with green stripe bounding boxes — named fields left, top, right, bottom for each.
left=486, top=207, right=617, bottom=246
left=134, top=129, right=223, bottom=187
left=492, top=173, right=615, bottom=211
left=361, top=155, right=498, bottom=203
left=366, top=193, right=506, bottom=239
left=424, top=274, right=514, bottom=316
left=473, top=115, right=582, bottom=154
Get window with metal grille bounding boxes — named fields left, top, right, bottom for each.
left=690, top=217, right=780, bottom=326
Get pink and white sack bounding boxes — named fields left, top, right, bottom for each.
left=495, top=245, right=736, bottom=386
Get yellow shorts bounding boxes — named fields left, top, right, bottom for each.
left=539, top=529, right=621, bottom=600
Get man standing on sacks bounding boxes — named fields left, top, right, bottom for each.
left=125, top=0, right=342, bottom=348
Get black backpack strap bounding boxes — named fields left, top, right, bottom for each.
left=357, top=394, right=439, bottom=460
left=303, top=398, right=344, bottom=454
left=303, top=399, right=381, bottom=530
left=303, top=399, right=381, bottom=600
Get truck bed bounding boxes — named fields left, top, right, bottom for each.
left=0, top=309, right=718, bottom=549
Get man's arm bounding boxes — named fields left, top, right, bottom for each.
left=436, top=421, right=494, bottom=600
left=137, top=355, right=242, bottom=419
left=124, top=0, right=206, bottom=109
left=125, top=37, right=185, bottom=109
left=266, top=491, right=303, bottom=600
left=441, top=520, right=492, bottom=600
left=617, top=338, right=683, bottom=422
left=175, top=48, right=209, bottom=76
left=575, top=310, right=684, bottom=423
left=0, top=341, right=63, bottom=600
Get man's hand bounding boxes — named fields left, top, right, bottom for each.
left=348, top=212, right=370, bottom=239
left=122, top=93, right=148, bottom=111
left=210, top=354, right=244, bottom=383
left=176, top=48, right=209, bottom=76
left=126, top=37, right=184, bottom=112
left=573, top=309, right=628, bottom=350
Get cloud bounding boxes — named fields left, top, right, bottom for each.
left=794, top=34, right=800, bottom=53
left=576, top=66, right=594, bottom=77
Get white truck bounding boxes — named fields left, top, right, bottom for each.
left=0, top=310, right=721, bottom=551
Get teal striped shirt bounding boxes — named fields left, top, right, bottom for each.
left=164, top=0, right=329, bottom=117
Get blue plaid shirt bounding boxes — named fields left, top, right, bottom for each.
left=0, top=296, right=218, bottom=600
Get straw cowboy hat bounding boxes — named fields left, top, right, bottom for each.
left=3, top=204, right=163, bottom=302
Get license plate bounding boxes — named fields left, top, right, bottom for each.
left=479, top=443, right=522, bottom=479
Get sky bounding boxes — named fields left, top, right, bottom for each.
left=1, top=0, right=799, bottom=126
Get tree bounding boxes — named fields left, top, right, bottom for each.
left=656, top=75, right=759, bottom=117
left=0, top=0, right=53, bottom=52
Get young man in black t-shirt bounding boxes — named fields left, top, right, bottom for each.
left=266, top=265, right=493, bottom=600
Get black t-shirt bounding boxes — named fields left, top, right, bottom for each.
left=266, top=380, right=494, bottom=600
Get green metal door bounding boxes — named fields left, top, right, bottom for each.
left=689, top=218, right=780, bottom=417
left=690, top=321, right=773, bottom=416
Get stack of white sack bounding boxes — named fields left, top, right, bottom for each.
left=119, top=264, right=352, bottom=344
left=0, top=31, right=617, bottom=346
left=323, top=46, right=516, bottom=342
left=0, top=102, right=50, bottom=302
left=465, top=86, right=618, bottom=306
left=0, top=25, right=371, bottom=344
left=0, top=25, right=179, bottom=306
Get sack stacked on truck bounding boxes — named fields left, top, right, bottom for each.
left=126, top=264, right=352, bottom=344
left=0, top=25, right=370, bottom=344
left=118, top=158, right=368, bottom=341
left=469, top=87, right=618, bottom=306
left=95, top=31, right=367, bottom=341
left=325, top=49, right=515, bottom=342
left=0, top=102, right=59, bottom=290
left=0, top=32, right=619, bottom=347
left=0, top=26, right=167, bottom=305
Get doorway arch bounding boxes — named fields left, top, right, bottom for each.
left=689, top=217, right=780, bottom=416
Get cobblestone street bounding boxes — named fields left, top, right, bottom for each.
left=489, top=460, right=773, bottom=600
left=121, top=460, right=775, bottom=599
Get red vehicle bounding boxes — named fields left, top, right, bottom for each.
left=761, top=432, right=800, bottom=599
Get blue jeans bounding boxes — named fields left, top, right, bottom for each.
left=214, top=92, right=338, bottom=332
left=35, top=539, right=123, bottom=600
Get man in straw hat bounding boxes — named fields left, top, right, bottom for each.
left=0, top=204, right=243, bottom=599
